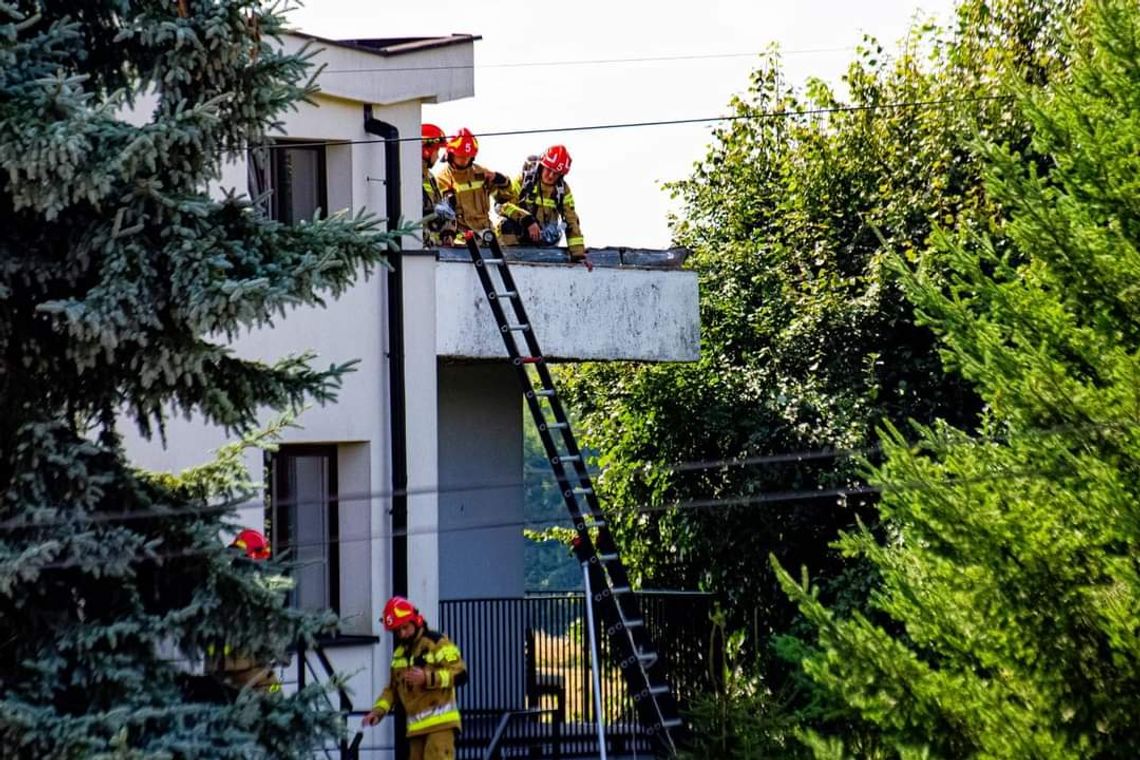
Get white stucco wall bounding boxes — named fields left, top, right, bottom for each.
left=435, top=261, right=700, bottom=362
left=283, top=33, right=476, bottom=106
left=401, top=255, right=441, bottom=622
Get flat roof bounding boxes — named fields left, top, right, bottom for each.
left=287, top=31, right=481, bottom=57
left=436, top=246, right=690, bottom=270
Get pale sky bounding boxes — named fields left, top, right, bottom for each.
left=290, top=0, right=958, bottom=249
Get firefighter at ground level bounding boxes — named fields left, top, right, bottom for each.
left=421, top=123, right=456, bottom=247
left=434, top=127, right=520, bottom=236
left=363, top=596, right=467, bottom=760
left=205, top=529, right=282, bottom=694
left=496, top=144, right=587, bottom=262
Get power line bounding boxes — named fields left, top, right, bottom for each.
left=0, top=417, right=1130, bottom=536
left=0, top=440, right=913, bottom=534
left=241, top=94, right=1013, bottom=152
left=320, top=46, right=858, bottom=75
left=0, top=438, right=867, bottom=534
left=670, top=444, right=876, bottom=473
left=17, top=458, right=1076, bottom=572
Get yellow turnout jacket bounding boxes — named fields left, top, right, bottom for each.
left=497, top=174, right=585, bottom=258
left=434, top=161, right=515, bottom=233
left=372, top=627, right=467, bottom=737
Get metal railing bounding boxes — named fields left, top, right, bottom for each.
left=481, top=708, right=563, bottom=760
left=442, top=592, right=720, bottom=758
left=296, top=641, right=362, bottom=760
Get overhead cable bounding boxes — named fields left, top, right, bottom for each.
left=0, top=417, right=1130, bottom=535
left=16, top=460, right=1074, bottom=571
left=239, top=94, right=1014, bottom=152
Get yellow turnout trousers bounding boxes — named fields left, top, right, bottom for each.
left=409, top=729, right=456, bottom=760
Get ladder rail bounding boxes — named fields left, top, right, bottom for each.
left=462, top=232, right=682, bottom=756
left=478, top=250, right=636, bottom=588
left=465, top=236, right=603, bottom=539
left=481, top=237, right=647, bottom=614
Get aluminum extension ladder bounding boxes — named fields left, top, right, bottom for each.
left=462, top=231, right=683, bottom=757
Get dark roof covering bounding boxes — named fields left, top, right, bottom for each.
left=436, top=246, right=690, bottom=270
left=288, top=31, right=480, bottom=57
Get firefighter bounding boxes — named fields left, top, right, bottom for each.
left=434, top=127, right=520, bottom=236
left=496, top=144, right=587, bottom=262
left=362, top=596, right=467, bottom=760
left=205, top=529, right=282, bottom=694
left=421, top=123, right=456, bottom=247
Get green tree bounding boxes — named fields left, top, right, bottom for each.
left=0, top=2, right=397, bottom=757
left=523, top=419, right=582, bottom=591
left=779, top=0, right=1140, bottom=755
left=563, top=0, right=1076, bottom=662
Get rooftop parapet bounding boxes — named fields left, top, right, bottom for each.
left=434, top=247, right=699, bottom=363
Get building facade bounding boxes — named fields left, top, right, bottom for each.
left=122, top=30, right=699, bottom=758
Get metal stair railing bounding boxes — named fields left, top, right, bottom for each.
left=481, top=708, right=562, bottom=760
left=296, top=640, right=363, bottom=760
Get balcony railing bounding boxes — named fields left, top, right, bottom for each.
left=441, top=591, right=721, bottom=759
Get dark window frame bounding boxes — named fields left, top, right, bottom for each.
left=248, top=140, right=329, bottom=225
left=265, top=445, right=340, bottom=615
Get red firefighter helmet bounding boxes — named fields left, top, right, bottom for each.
left=382, top=596, right=424, bottom=631
left=539, top=144, right=572, bottom=176
left=446, top=128, right=479, bottom=161
left=231, top=529, right=270, bottom=561
left=422, top=123, right=446, bottom=161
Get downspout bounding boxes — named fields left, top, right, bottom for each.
left=363, top=106, right=408, bottom=600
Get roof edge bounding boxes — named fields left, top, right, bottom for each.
left=286, top=30, right=481, bottom=57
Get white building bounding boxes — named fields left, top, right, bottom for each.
left=123, top=30, right=699, bottom=758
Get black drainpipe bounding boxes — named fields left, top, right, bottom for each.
left=364, top=105, right=409, bottom=758
left=363, top=106, right=408, bottom=600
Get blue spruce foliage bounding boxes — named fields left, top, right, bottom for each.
left=0, top=1, right=399, bottom=756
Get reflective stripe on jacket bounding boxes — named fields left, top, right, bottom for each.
left=498, top=176, right=585, bottom=257
left=434, top=161, right=511, bottom=232
left=422, top=162, right=456, bottom=246
left=371, top=627, right=466, bottom=737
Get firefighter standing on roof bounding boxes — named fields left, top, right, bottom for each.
left=363, top=596, right=466, bottom=760
left=421, top=123, right=457, bottom=247
left=434, top=127, right=521, bottom=236
left=496, top=144, right=587, bottom=262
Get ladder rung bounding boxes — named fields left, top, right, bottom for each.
left=469, top=235, right=678, bottom=732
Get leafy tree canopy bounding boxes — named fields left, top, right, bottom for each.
left=561, top=0, right=1078, bottom=664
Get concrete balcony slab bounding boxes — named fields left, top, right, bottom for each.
left=435, top=248, right=699, bottom=362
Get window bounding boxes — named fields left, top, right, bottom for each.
left=267, top=446, right=339, bottom=613
left=248, top=142, right=328, bottom=225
